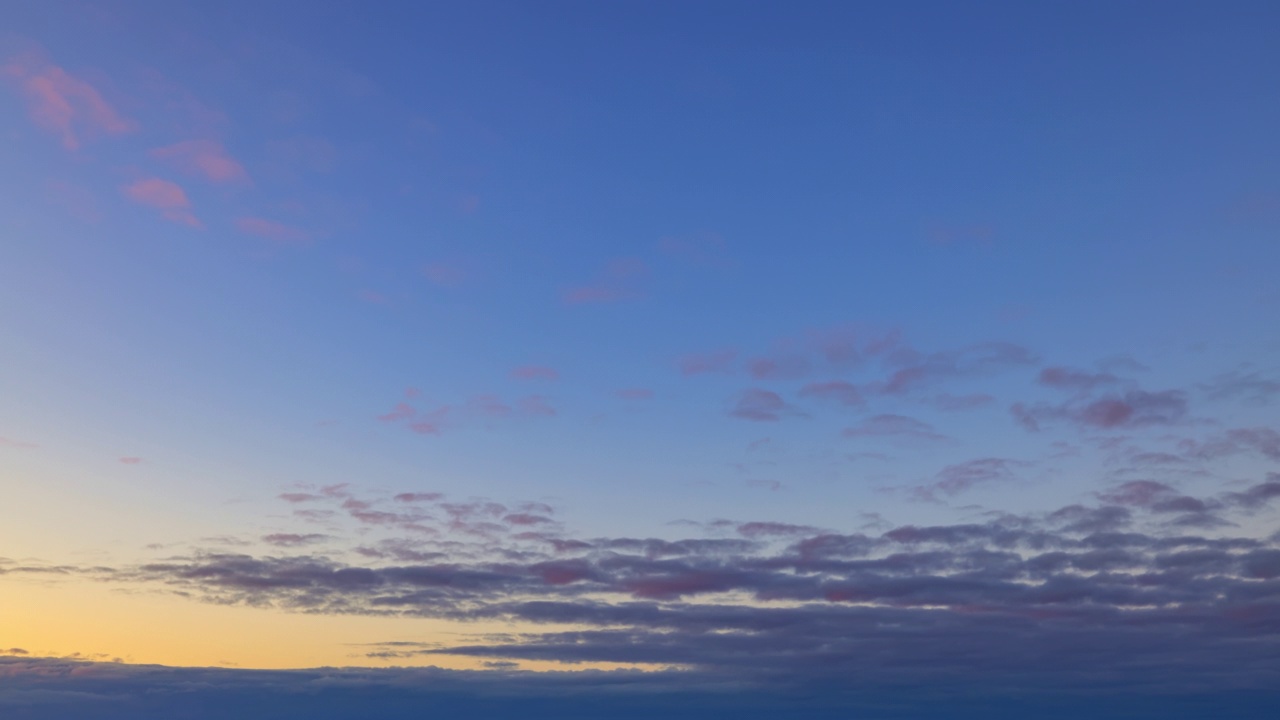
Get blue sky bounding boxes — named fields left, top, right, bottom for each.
left=2, top=1, right=1279, bottom=717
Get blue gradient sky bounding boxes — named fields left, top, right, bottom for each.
left=2, top=1, right=1279, bottom=717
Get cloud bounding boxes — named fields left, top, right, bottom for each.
left=261, top=533, right=330, bottom=547
left=0, top=656, right=1274, bottom=720
left=409, top=407, right=451, bottom=435
left=422, top=263, right=466, bottom=287
left=121, top=178, right=201, bottom=228
left=511, top=366, right=559, bottom=381
left=616, top=388, right=654, bottom=400
left=1200, top=370, right=1280, bottom=406
left=86, top=474, right=1280, bottom=698
left=394, top=492, right=443, bottom=503
left=658, top=232, right=731, bottom=267
left=358, top=290, right=391, bottom=305
left=0, top=437, right=38, bottom=449
left=870, top=342, right=1038, bottom=396
left=150, top=140, right=249, bottom=184
left=929, top=393, right=995, bottom=411
left=798, top=381, right=864, bottom=407
left=563, top=258, right=647, bottom=305
left=679, top=349, right=737, bottom=376
left=909, top=458, right=1027, bottom=501
left=1185, top=427, right=1280, bottom=462
left=519, top=396, right=556, bottom=417
left=746, top=355, right=810, bottom=380
left=235, top=217, right=311, bottom=245
left=2, top=51, right=135, bottom=150
left=1038, top=367, right=1121, bottom=393
left=843, top=414, right=946, bottom=441
left=118, top=457, right=142, bottom=465
left=377, top=403, right=415, bottom=423
left=470, top=395, right=513, bottom=418
left=729, top=389, right=793, bottom=422
left=1012, top=390, right=1189, bottom=432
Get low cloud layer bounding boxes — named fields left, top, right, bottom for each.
left=14, top=473, right=1266, bottom=693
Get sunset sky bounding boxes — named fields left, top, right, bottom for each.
left=2, top=1, right=1279, bottom=717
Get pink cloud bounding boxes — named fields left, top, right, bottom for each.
left=0, top=437, right=38, bottom=449
left=843, top=414, right=947, bottom=441
left=504, top=513, right=553, bottom=526
left=910, top=458, right=1025, bottom=501
left=377, top=403, right=415, bottom=423
left=1186, top=427, right=1280, bottom=462
left=150, top=140, right=249, bottom=184
left=235, top=217, right=311, bottom=246
left=930, top=393, right=995, bottom=411
left=512, top=366, right=559, bottom=381
left=422, top=263, right=466, bottom=287
left=1038, top=367, right=1120, bottom=393
left=520, top=395, right=556, bottom=417
left=394, top=492, right=443, bottom=503
left=658, top=232, right=731, bottom=267
left=121, top=178, right=201, bottom=227
left=409, top=407, right=451, bottom=435
left=616, top=388, right=654, bottom=400
left=730, top=389, right=793, bottom=422
left=359, top=290, right=390, bottom=305
left=563, top=258, right=647, bottom=305
left=262, top=533, right=328, bottom=547
left=471, top=394, right=513, bottom=418
left=279, top=492, right=323, bottom=503
left=404, top=387, right=422, bottom=399
left=735, top=521, right=818, bottom=538
left=1012, top=390, right=1188, bottom=432
left=747, top=354, right=811, bottom=380
left=679, top=349, right=737, bottom=376
left=1098, top=480, right=1178, bottom=507
left=118, top=457, right=143, bottom=465
left=2, top=52, right=135, bottom=150
left=798, top=380, right=864, bottom=407
left=869, top=342, right=1037, bottom=396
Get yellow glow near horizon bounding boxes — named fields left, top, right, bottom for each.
left=0, top=577, right=663, bottom=673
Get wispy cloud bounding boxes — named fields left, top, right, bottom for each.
left=511, top=366, right=559, bottom=381
left=729, top=389, right=796, bottom=422
left=679, top=349, right=737, bottom=376
left=563, top=258, right=648, bottom=305
left=122, top=178, right=202, bottom=228
left=235, top=217, right=311, bottom=245
left=843, top=414, right=947, bottom=441
left=2, top=51, right=135, bottom=150
left=150, top=140, right=249, bottom=184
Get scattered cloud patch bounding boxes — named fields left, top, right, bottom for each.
left=122, top=178, right=201, bottom=227
left=563, top=258, right=647, bottom=305
left=843, top=414, right=947, bottom=441
left=511, top=366, right=559, bottom=381
left=729, top=389, right=794, bottom=422
left=235, top=217, right=311, bottom=245
left=2, top=51, right=135, bottom=149
left=150, top=140, right=249, bottom=184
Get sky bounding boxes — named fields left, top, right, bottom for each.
left=1, top=0, right=1279, bottom=717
